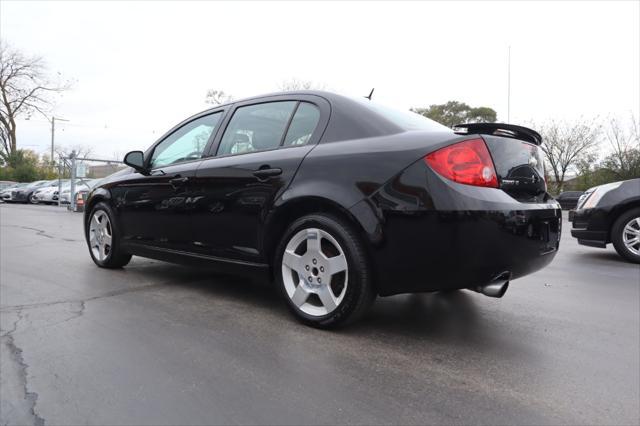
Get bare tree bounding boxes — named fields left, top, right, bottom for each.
left=278, top=78, right=326, bottom=91
left=54, top=144, right=93, bottom=161
left=603, top=114, right=640, bottom=178
left=0, top=40, right=69, bottom=159
left=205, top=89, right=233, bottom=106
left=538, top=118, right=601, bottom=193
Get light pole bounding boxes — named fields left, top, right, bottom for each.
left=50, top=116, right=69, bottom=165
left=507, top=45, right=511, bottom=123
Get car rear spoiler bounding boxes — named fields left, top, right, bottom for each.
left=453, top=123, right=542, bottom=146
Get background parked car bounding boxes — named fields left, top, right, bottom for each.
left=33, top=180, right=70, bottom=204
left=0, top=180, right=17, bottom=191
left=570, top=178, right=640, bottom=263
left=0, top=182, right=28, bottom=202
left=12, top=180, right=58, bottom=203
left=59, top=179, right=96, bottom=204
left=555, top=191, right=584, bottom=210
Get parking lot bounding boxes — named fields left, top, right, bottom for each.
left=1, top=202, right=638, bottom=425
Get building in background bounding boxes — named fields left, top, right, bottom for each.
left=87, top=163, right=127, bottom=178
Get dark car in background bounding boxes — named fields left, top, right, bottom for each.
left=12, top=180, right=56, bottom=203
left=84, top=91, right=561, bottom=328
left=0, top=182, right=27, bottom=202
left=570, top=178, right=640, bottom=263
left=555, top=191, right=584, bottom=210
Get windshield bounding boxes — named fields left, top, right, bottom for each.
left=354, top=98, right=451, bottom=132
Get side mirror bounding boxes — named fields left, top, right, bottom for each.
left=123, top=151, right=147, bottom=174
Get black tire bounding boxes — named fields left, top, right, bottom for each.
left=611, top=208, right=640, bottom=264
left=28, top=193, right=38, bottom=204
left=86, top=202, right=132, bottom=268
left=275, top=213, right=375, bottom=328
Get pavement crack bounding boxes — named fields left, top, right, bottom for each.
left=14, top=225, right=54, bottom=239
left=1, top=309, right=22, bottom=338
left=0, top=224, right=81, bottom=242
left=0, top=282, right=168, bottom=313
left=1, top=309, right=46, bottom=426
left=56, top=301, right=85, bottom=325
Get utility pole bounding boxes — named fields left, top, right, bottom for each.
left=50, top=116, right=69, bottom=166
left=507, top=45, right=511, bottom=123
left=69, top=150, right=76, bottom=211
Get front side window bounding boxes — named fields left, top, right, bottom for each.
left=217, top=101, right=297, bottom=156
left=150, top=112, right=221, bottom=168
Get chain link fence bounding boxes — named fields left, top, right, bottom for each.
left=58, top=151, right=124, bottom=211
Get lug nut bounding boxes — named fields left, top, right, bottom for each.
left=305, top=265, right=310, bottom=271
left=308, top=276, right=313, bottom=282
left=317, top=278, right=322, bottom=283
left=320, top=266, right=324, bottom=272
left=313, top=259, right=317, bottom=264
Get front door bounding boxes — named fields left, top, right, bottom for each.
left=114, top=111, right=224, bottom=251
left=190, top=99, right=325, bottom=263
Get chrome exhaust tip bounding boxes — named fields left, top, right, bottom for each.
left=472, top=272, right=510, bottom=298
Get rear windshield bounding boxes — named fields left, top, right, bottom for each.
left=354, top=98, right=451, bottom=132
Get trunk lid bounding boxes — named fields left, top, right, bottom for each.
left=483, top=134, right=547, bottom=202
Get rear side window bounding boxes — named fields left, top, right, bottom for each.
left=354, top=97, right=451, bottom=132
left=217, top=101, right=297, bottom=156
left=283, top=103, right=321, bottom=146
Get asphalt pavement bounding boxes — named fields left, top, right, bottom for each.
left=1, top=203, right=639, bottom=425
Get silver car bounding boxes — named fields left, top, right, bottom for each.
left=32, top=180, right=70, bottom=204
left=59, top=180, right=96, bottom=204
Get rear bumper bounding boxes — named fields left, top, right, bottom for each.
left=370, top=209, right=561, bottom=295
left=364, top=165, right=561, bottom=296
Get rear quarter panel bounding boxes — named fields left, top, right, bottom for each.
left=283, top=130, right=462, bottom=212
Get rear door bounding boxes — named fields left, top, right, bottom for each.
left=189, top=95, right=329, bottom=262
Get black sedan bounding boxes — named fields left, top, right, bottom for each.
left=84, top=91, right=561, bottom=327
left=570, top=178, right=640, bottom=263
left=11, top=180, right=54, bottom=203
left=555, top=190, right=584, bottom=210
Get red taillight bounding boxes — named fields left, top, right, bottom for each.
left=425, top=138, right=498, bottom=188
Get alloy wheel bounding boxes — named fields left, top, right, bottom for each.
left=89, top=210, right=113, bottom=261
left=281, top=228, right=349, bottom=317
left=622, top=217, right=640, bottom=256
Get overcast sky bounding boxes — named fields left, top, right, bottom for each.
left=2, top=0, right=639, bottom=159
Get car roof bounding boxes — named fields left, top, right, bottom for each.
left=201, top=90, right=345, bottom=111
left=196, top=90, right=449, bottom=142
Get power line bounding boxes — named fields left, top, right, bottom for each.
left=18, top=117, right=159, bottom=133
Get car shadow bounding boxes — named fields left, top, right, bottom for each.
left=579, top=250, right=634, bottom=265
left=348, top=291, right=490, bottom=339
left=123, top=259, right=281, bottom=306
left=117, top=260, right=524, bottom=356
